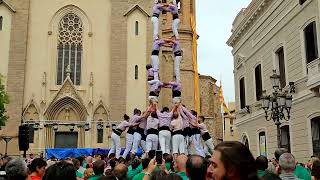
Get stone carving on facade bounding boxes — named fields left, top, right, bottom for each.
left=23, top=99, right=40, bottom=121
left=41, top=72, right=47, bottom=104
left=44, top=76, right=88, bottom=120
left=93, top=100, right=110, bottom=122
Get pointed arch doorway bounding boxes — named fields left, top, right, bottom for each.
left=44, top=78, right=88, bottom=148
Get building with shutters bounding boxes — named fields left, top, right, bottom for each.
left=228, top=0, right=320, bottom=162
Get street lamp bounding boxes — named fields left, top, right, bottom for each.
left=1, top=136, right=13, bottom=155
left=261, top=70, right=293, bottom=148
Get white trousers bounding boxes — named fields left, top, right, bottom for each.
left=172, top=134, right=185, bottom=154
left=148, top=80, right=161, bottom=89
left=151, top=17, right=159, bottom=40
left=122, top=133, right=133, bottom=158
left=204, top=138, right=215, bottom=156
left=146, top=134, right=159, bottom=152
left=159, top=130, right=171, bottom=154
left=151, top=55, right=159, bottom=80
left=108, top=133, right=121, bottom=159
left=131, top=132, right=141, bottom=154
left=174, top=56, right=182, bottom=81
left=172, top=18, right=180, bottom=39
left=193, top=134, right=205, bottom=157
left=141, top=139, right=147, bottom=152
left=185, top=136, right=192, bottom=155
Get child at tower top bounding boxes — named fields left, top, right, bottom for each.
left=151, top=0, right=165, bottom=40
left=166, top=1, right=180, bottom=39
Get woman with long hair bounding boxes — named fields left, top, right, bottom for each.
left=206, top=141, right=259, bottom=180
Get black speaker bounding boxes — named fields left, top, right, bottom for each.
left=18, top=125, right=30, bottom=151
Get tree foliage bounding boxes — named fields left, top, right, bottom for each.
left=0, top=74, right=9, bottom=128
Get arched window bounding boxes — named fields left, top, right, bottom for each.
left=57, top=13, right=83, bottom=85
left=135, top=65, right=138, bottom=80
left=97, top=120, right=104, bottom=143
left=259, top=131, right=267, bottom=157
left=280, top=125, right=291, bottom=152
left=311, top=117, right=320, bottom=157
left=276, top=47, right=286, bottom=88
left=304, top=21, right=318, bottom=64
left=242, top=135, right=249, bottom=148
left=29, top=125, right=34, bottom=144
left=0, top=16, right=3, bottom=31
left=135, top=21, right=139, bottom=36
left=255, top=64, right=263, bottom=101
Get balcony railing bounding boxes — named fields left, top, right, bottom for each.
left=307, top=58, right=320, bottom=96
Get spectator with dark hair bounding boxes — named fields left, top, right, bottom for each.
left=98, top=175, right=117, bottom=180
left=42, top=161, right=76, bottom=180
left=89, top=160, right=105, bottom=180
left=206, top=141, right=258, bottom=180
left=128, top=158, right=143, bottom=180
left=29, top=158, right=47, bottom=180
left=0, top=156, right=12, bottom=171
left=132, top=158, right=151, bottom=180
left=113, top=164, right=128, bottom=180
left=256, top=155, right=269, bottom=178
left=5, top=158, right=29, bottom=180
left=275, top=148, right=289, bottom=162
left=72, top=158, right=84, bottom=179
left=164, top=153, right=173, bottom=171
left=174, top=155, right=188, bottom=180
left=76, top=157, right=86, bottom=176
left=151, top=171, right=182, bottom=180
left=186, top=155, right=207, bottom=180
left=312, top=159, right=320, bottom=180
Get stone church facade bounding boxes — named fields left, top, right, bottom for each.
left=0, top=0, right=222, bottom=155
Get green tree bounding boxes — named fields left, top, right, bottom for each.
left=0, top=74, right=9, bottom=129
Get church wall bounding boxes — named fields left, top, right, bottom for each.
left=0, top=6, right=12, bottom=86
left=126, top=9, right=148, bottom=114
left=24, top=0, right=112, bottom=118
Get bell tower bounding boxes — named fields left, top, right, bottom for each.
left=159, top=0, right=198, bottom=110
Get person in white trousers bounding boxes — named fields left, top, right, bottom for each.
left=171, top=110, right=185, bottom=160
left=178, top=106, right=192, bottom=155
left=131, top=108, right=152, bottom=158
left=164, top=36, right=182, bottom=81
left=146, top=112, right=160, bottom=155
left=181, top=106, right=206, bottom=157
left=198, top=116, right=215, bottom=156
left=108, top=114, right=138, bottom=159
left=151, top=39, right=172, bottom=81
left=156, top=105, right=177, bottom=154
left=167, top=2, right=180, bottom=39
left=151, top=0, right=164, bottom=40
left=122, top=109, right=144, bottom=158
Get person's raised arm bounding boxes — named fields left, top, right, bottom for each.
left=181, top=106, right=196, bottom=120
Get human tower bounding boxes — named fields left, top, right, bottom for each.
left=108, top=0, right=215, bottom=160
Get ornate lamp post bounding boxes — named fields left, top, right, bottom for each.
left=261, top=70, right=293, bottom=148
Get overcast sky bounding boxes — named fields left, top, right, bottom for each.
left=196, top=0, right=251, bottom=103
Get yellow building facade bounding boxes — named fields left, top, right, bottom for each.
left=0, top=0, right=221, bottom=155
